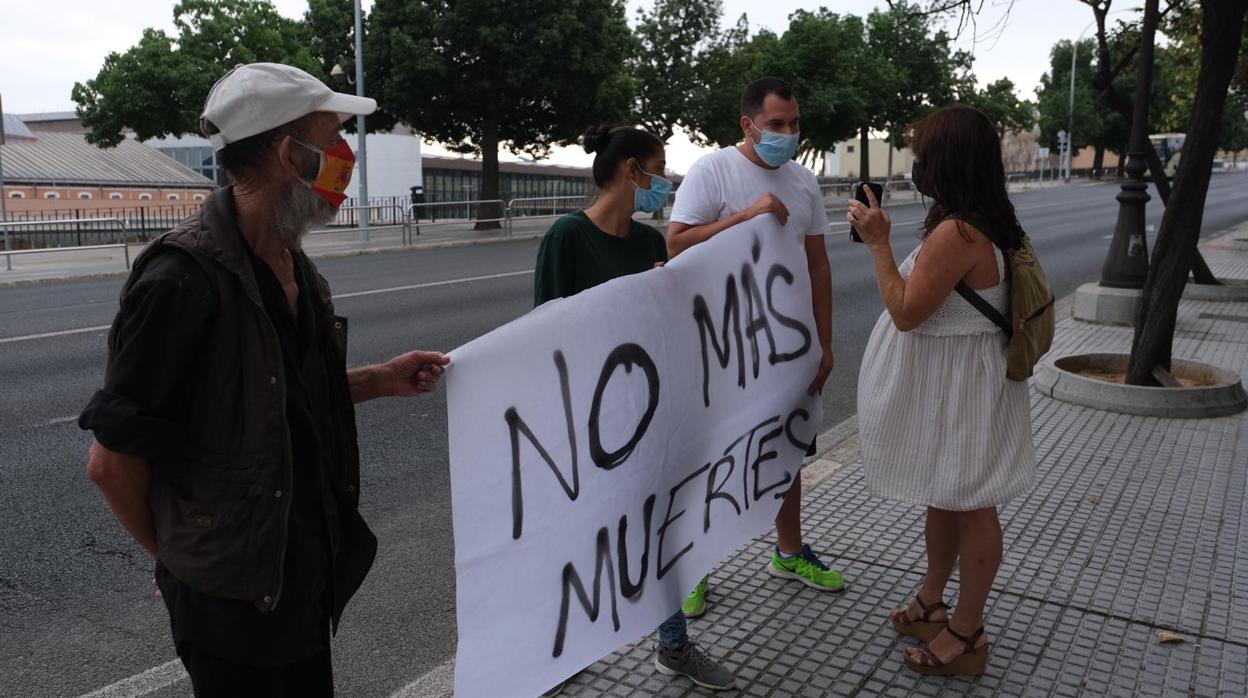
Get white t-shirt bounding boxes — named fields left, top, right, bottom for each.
left=670, top=146, right=830, bottom=241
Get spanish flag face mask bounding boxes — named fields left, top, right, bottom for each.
left=292, top=137, right=355, bottom=208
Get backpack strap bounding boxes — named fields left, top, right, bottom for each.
left=955, top=282, right=1013, bottom=338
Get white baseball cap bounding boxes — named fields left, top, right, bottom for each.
left=201, top=62, right=377, bottom=150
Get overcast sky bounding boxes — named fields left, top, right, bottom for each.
left=0, top=0, right=1146, bottom=172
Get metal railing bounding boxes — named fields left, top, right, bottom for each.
left=1, top=204, right=202, bottom=242
left=503, top=195, right=593, bottom=236
left=305, top=204, right=412, bottom=245
left=405, top=199, right=507, bottom=243
left=331, top=203, right=410, bottom=228
left=1, top=217, right=132, bottom=271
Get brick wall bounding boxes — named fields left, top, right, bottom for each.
left=2, top=184, right=213, bottom=212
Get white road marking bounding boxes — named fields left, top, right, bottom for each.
left=0, top=325, right=111, bottom=345
left=46, top=415, right=78, bottom=425
left=0, top=271, right=535, bottom=344
left=76, top=659, right=186, bottom=698
left=333, top=270, right=533, bottom=299
left=388, top=658, right=455, bottom=698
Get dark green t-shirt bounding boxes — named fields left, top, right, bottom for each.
left=533, top=210, right=669, bottom=306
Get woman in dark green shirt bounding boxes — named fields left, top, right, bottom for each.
left=534, top=126, right=736, bottom=694
left=533, top=126, right=671, bottom=306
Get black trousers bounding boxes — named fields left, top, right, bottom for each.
left=176, top=642, right=334, bottom=698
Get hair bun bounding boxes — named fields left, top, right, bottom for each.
left=582, top=125, right=613, bottom=154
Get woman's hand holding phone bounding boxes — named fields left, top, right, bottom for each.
left=848, top=183, right=891, bottom=248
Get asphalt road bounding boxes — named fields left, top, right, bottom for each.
left=1, top=173, right=1246, bottom=697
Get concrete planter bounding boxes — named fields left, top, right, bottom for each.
left=1073, top=283, right=1141, bottom=326
left=1034, top=353, right=1247, bottom=418
left=1184, top=278, right=1248, bottom=301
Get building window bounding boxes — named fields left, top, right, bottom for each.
left=193, top=194, right=206, bottom=202
left=44, top=192, right=60, bottom=199
left=139, top=193, right=152, bottom=201
left=109, top=192, right=123, bottom=200
left=7, top=191, right=24, bottom=199
left=78, top=192, right=93, bottom=200
left=847, top=145, right=855, bottom=153
left=168, top=193, right=180, bottom=201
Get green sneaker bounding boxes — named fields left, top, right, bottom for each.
left=681, top=575, right=710, bottom=618
left=768, top=544, right=845, bottom=592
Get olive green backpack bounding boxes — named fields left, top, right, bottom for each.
left=955, top=235, right=1056, bottom=381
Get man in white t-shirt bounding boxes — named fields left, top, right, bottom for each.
left=668, top=77, right=844, bottom=618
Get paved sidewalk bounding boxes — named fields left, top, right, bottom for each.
left=565, top=225, right=1248, bottom=697
left=0, top=216, right=564, bottom=286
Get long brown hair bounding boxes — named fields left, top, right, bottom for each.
left=909, top=104, right=1025, bottom=251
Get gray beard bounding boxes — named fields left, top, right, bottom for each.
left=271, top=181, right=339, bottom=248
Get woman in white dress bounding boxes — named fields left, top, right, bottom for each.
left=848, top=105, right=1036, bottom=677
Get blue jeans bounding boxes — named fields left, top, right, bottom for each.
left=658, top=611, right=688, bottom=650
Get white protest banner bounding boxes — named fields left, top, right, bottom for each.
left=445, top=218, right=823, bottom=697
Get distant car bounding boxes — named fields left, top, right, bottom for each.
left=1149, top=133, right=1184, bottom=180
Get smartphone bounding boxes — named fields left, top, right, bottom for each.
left=850, top=181, right=883, bottom=243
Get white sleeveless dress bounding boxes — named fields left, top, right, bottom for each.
left=857, top=243, right=1036, bottom=511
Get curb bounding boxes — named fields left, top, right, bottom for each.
left=1035, top=353, right=1248, bottom=418
left=801, top=413, right=861, bottom=495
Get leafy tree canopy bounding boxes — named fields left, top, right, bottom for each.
left=72, top=0, right=329, bottom=147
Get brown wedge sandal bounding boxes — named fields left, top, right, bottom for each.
left=889, top=596, right=949, bottom=642
left=903, top=625, right=991, bottom=677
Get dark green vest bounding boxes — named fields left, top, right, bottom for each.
left=117, top=187, right=362, bottom=612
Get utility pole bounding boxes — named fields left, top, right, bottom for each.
left=354, top=0, right=369, bottom=242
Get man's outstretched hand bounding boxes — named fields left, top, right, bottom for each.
left=350, top=350, right=451, bottom=403
left=383, top=350, right=451, bottom=397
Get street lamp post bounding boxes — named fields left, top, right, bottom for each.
left=1067, top=40, right=1078, bottom=182
left=1100, top=0, right=1159, bottom=289
left=354, top=0, right=369, bottom=243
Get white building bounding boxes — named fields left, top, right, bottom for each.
left=823, top=138, right=914, bottom=180
left=142, top=130, right=423, bottom=205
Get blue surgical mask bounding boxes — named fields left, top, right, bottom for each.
left=749, top=120, right=800, bottom=168
left=634, top=167, right=673, bottom=213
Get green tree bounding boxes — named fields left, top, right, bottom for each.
left=367, top=0, right=633, bottom=227
left=1158, top=0, right=1248, bottom=150
left=857, top=1, right=971, bottom=179
left=304, top=0, right=356, bottom=80
left=968, top=78, right=1035, bottom=136
left=687, top=4, right=969, bottom=178
left=631, top=0, right=721, bottom=141
left=1035, top=40, right=1117, bottom=164
left=1220, top=96, right=1248, bottom=162
left=761, top=10, right=871, bottom=166
left=72, top=0, right=335, bottom=148
left=685, top=15, right=776, bottom=148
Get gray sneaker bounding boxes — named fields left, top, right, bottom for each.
left=654, top=641, right=736, bottom=690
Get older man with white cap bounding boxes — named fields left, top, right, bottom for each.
left=79, top=63, right=448, bottom=696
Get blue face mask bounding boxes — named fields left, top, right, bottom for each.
left=750, top=120, right=800, bottom=168
left=634, top=167, right=673, bottom=213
